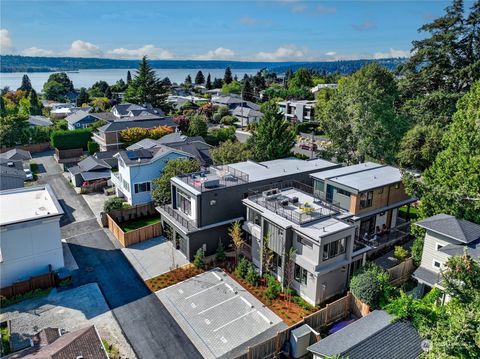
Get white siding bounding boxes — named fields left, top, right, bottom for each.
left=420, top=231, right=453, bottom=273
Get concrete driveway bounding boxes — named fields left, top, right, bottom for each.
left=122, top=236, right=189, bottom=281
left=82, top=192, right=109, bottom=225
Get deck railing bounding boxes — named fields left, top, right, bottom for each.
left=159, top=205, right=198, bottom=232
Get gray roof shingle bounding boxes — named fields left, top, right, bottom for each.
left=415, top=214, right=480, bottom=244
left=0, top=148, right=32, bottom=161
left=98, top=117, right=176, bottom=133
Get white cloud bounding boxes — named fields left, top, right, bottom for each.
left=194, top=47, right=235, bottom=60
left=67, top=40, right=103, bottom=57
left=255, top=45, right=306, bottom=61
left=22, top=47, right=56, bottom=57
left=106, top=44, right=175, bottom=60
left=373, top=48, right=410, bottom=59
left=325, top=51, right=337, bottom=56
left=0, top=29, right=14, bottom=54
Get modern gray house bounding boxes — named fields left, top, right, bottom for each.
left=242, top=180, right=369, bottom=305
left=158, top=158, right=340, bottom=261
left=412, top=214, right=480, bottom=295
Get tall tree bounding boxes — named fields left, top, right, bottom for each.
left=28, top=89, right=42, bottom=115
left=224, top=66, right=233, bottom=84
left=320, top=63, right=408, bottom=164
left=76, top=87, right=90, bottom=106
left=187, top=113, right=208, bottom=137
left=213, top=78, right=223, bottom=88
left=242, top=77, right=254, bottom=101
left=42, top=72, right=74, bottom=101
left=205, top=73, right=212, bottom=90
left=195, top=71, right=205, bottom=85
left=126, top=70, right=132, bottom=84
left=288, top=68, right=314, bottom=90
left=18, top=74, right=32, bottom=93
left=250, top=100, right=296, bottom=161
left=211, top=140, right=253, bottom=164
left=124, top=56, right=168, bottom=110
left=104, top=86, right=112, bottom=99
left=405, top=81, right=480, bottom=224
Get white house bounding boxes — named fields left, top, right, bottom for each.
left=0, top=184, right=64, bottom=288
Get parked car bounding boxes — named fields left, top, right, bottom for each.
left=299, top=143, right=318, bottom=151
left=24, top=168, right=33, bottom=181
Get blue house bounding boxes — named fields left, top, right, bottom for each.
left=111, top=146, right=194, bottom=205
left=66, top=110, right=103, bottom=130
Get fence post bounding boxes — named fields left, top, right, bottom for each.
left=247, top=347, right=252, bottom=359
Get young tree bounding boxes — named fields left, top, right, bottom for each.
left=18, top=74, right=32, bottom=93
left=229, top=221, right=244, bottom=265
left=205, top=73, right=212, bottom=90
left=284, top=247, right=296, bottom=306
left=195, top=71, right=205, bottom=85
left=261, top=234, right=273, bottom=276
left=151, top=158, right=201, bottom=205
left=250, top=100, right=296, bottom=161
left=193, top=248, right=205, bottom=269
left=76, top=87, right=90, bottom=106
left=211, top=139, right=253, bottom=164
left=187, top=113, right=208, bottom=137
left=124, top=56, right=168, bottom=110
left=320, top=63, right=408, bottom=164
left=28, top=89, right=42, bottom=115
left=224, top=66, right=233, bottom=84
left=215, top=240, right=226, bottom=262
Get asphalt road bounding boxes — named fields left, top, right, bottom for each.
left=36, top=152, right=202, bottom=359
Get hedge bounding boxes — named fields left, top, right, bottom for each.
left=50, top=128, right=93, bottom=150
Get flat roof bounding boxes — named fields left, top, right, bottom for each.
left=229, top=158, right=337, bottom=183
left=0, top=184, right=64, bottom=226
left=310, top=162, right=382, bottom=181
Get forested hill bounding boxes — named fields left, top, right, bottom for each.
left=0, top=55, right=405, bottom=74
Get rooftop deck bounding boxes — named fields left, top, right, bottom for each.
left=176, top=165, right=249, bottom=192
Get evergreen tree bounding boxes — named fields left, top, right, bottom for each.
left=104, top=86, right=112, bottom=99
left=213, top=77, right=223, bottom=88
left=195, top=71, right=205, bottom=85
left=206, top=73, right=212, bottom=90
left=28, top=89, right=42, bottom=115
left=126, top=70, right=132, bottom=84
left=18, top=74, right=32, bottom=93
left=250, top=100, right=296, bottom=161
left=283, top=69, right=293, bottom=88
left=224, top=66, right=233, bottom=84
left=161, top=77, right=172, bottom=87
left=124, top=56, right=168, bottom=110
left=76, top=87, right=90, bottom=106
left=242, top=78, right=254, bottom=101
left=0, top=97, right=6, bottom=117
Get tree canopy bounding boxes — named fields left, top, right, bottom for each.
left=211, top=139, right=253, bottom=164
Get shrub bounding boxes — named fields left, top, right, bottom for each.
left=215, top=240, right=226, bottom=262
left=264, top=274, right=281, bottom=300
left=349, top=263, right=392, bottom=309
left=245, top=264, right=259, bottom=286
left=220, top=115, right=237, bottom=126
left=394, top=246, right=408, bottom=261
left=50, top=128, right=92, bottom=150
left=103, top=197, right=124, bottom=212
left=87, top=140, right=99, bottom=155
left=212, top=112, right=222, bottom=124
left=292, top=296, right=313, bottom=310
left=235, top=257, right=249, bottom=279
left=206, top=126, right=236, bottom=146
left=193, top=248, right=205, bottom=269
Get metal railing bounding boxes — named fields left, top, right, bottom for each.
left=159, top=204, right=197, bottom=232
left=247, top=180, right=342, bottom=225
left=355, top=222, right=411, bottom=248
left=176, top=165, right=249, bottom=192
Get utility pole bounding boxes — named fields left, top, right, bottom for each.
left=311, top=131, right=315, bottom=159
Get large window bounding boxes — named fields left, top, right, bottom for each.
left=134, top=182, right=151, bottom=193
left=294, top=264, right=308, bottom=285
left=322, top=237, right=347, bottom=260
left=297, top=235, right=313, bottom=249
left=314, top=180, right=325, bottom=194
left=122, top=179, right=130, bottom=192
left=337, top=188, right=351, bottom=197
left=176, top=189, right=192, bottom=216
left=248, top=208, right=262, bottom=226
left=270, top=252, right=282, bottom=273
left=359, top=191, right=373, bottom=209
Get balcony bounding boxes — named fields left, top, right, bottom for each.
left=110, top=171, right=121, bottom=186
left=355, top=222, right=411, bottom=250
left=158, top=204, right=198, bottom=233
left=177, top=165, right=249, bottom=192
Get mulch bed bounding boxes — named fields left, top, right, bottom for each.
left=145, top=264, right=204, bottom=292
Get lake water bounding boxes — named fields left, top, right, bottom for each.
left=0, top=68, right=261, bottom=92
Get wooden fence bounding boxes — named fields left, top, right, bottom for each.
left=0, top=142, right=51, bottom=154
left=388, top=257, right=415, bottom=286
left=236, top=292, right=370, bottom=359
left=102, top=202, right=158, bottom=227
left=107, top=214, right=161, bottom=247
left=0, top=271, right=56, bottom=299
left=80, top=179, right=108, bottom=194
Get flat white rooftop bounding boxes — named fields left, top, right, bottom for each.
left=310, top=162, right=382, bottom=181
left=0, top=184, right=63, bottom=226
left=229, top=158, right=337, bottom=183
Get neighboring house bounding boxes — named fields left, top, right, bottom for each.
left=412, top=214, right=480, bottom=295
left=112, top=146, right=194, bottom=205
left=5, top=325, right=108, bottom=359
left=242, top=181, right=369, bottom=305
left=66, top=110, right=103, bottom=130
left=278, top=100, right=316, bottom=122
left=51, top=105, right=91, bottom=119
left=232, top=107, right=263, bottom=126
left=167, top=95, right=207, bottom=110
left=0, top=148, right=32, bottom=162
left=27, top=115, right=53, bottom=127
left=310, top=83, right=338, bottom=93
left=158, top=158, right=339, bottom=261
left=211, top=95, right=260, bottom=112
left=112, top=103, right=164, bottom=118
left=0, top=184, right=64, bottom=288
left=0, top=161, right=25, bottom=190
left=310, top=162, right=416, bottom=248
left=68, top=155, right=112, bottom=187
left=307, top=310, right=423, bottom=359
left=92, top=116, right=177, bottom=151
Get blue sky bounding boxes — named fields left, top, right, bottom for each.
left=0, top=0, right=467, bottom=61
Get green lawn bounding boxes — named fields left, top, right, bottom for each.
left=398, top=205, right=419, bottom=220
left=120, top=216, right=161, bottom=232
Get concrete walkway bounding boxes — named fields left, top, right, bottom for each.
left=122, top=236, right=189, bottom=281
